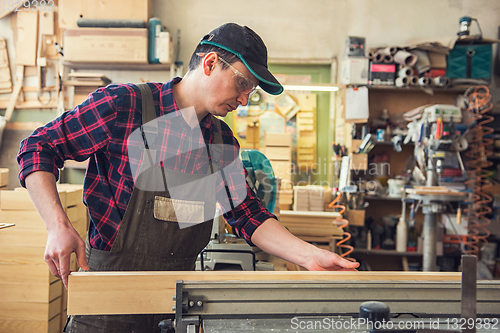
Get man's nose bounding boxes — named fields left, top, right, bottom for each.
left=237, top=92, right=250, bottom=106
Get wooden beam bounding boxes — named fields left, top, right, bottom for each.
left=4, top=65, right=24, bottom=122
left=68, top=271, right=461, bottom=315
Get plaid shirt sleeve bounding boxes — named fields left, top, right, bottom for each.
left=17, top=86, right=120, bottom=187
left=215, top=121, right=277, bottom=246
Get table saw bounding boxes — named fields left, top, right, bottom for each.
left=68, top=256, right=500, bottom=333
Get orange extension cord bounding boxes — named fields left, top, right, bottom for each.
left=328, top=192, right=356, bottom=261
left=464, top=85, right=494, bottom=256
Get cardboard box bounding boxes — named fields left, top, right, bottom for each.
left=63, top=28, right=148, bottom=63
left=159, top=31, right=174, bottom=65
left=59, top=0, right=153, bottom=29
left=368, top=62, right=396, bottom=85
left=341, top=58, right=369, bottom=85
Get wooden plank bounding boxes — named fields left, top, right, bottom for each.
left=0, top=317, right=60, bottom=333
left=16, top=11, right=38, bottom=66
left=0, top=210, right=45, bottom=228
left=0, top=280, right=62, bottom=303
left=0, top=227, right=48, bottom=247
left=280, top=210, right=341, bottom=219
left=4, top=65, right=24, bottom=122
left=0, top=190, right=67, bottom=211
left=56, top=184, right=83, bottom=207
left=0, top=169, right=9, bottom=187
left=68, top=271, right=461, bottom=315
left=0, top=246, right=46, bottom=265
left=0, top=298, right=61, bottom=321
left=0, top=264, right=57, bottom=285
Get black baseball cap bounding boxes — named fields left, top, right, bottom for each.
left=200, top=23, right=283, bottom=95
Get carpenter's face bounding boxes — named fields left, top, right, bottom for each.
left=205, top=56, right=258, bottom=118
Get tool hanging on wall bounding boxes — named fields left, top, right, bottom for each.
left=464, top=85, right=494, bottom=256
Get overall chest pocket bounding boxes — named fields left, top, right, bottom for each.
left=154, top=196, right=205, bottom=227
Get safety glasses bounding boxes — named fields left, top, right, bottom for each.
left=218, top=57, right=257, bottom=97
left=198, top=53, right=258, bottom=98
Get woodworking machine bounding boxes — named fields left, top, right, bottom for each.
left=160, top=256, right=500, bottom=333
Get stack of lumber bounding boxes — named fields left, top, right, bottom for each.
left=292, top=186, right=309, bottom=211
left=263, top=132, right=293, bottom=211
left=279, top=210, right=343, bottom=243
left=292, top=185, right=324, bottom=211
left=296, top=94, right=317, bottom=170
left=0, top=184, right=88, bottom=333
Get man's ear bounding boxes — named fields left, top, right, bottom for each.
left=202, top=52, right=218, bottom=76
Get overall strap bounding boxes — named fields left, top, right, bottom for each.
left=136, top=83, right=158, bottom=170
left=209, top=115, right=223, bottom=173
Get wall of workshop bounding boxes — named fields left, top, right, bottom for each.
left=1, top=0, right=499, bottom=187
left=157, top=0, right=500, bottom=185
left=159, top=0, right=499, bottom=99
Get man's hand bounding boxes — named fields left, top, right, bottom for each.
left=301, top=247, right=359, bottom=271
left=25, top=171, right=90, bottom=289
left=44, top=220, right=89, bottom=289
left=251, top=218, right=360, bottom=272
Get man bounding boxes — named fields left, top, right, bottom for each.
left=18, top=23, right=358, bottom=332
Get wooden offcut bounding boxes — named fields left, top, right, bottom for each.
left=0, top=168, right=8, bottom=188
left=68, top=270, right=461, bottom=315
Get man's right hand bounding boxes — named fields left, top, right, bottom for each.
left=44, top=220, right=89, bottom=289
left=25, top=171, right=90, bottom=290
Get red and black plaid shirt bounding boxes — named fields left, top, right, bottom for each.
left=17, top=78, right=275, bottom=250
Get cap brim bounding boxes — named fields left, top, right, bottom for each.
left=244, top=59, right=283, bottom=95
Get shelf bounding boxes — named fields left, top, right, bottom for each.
left=366, top=84, right=482, bottom=93
left=63, top=62, right=171, bottom=71
left=370, top=140, right=414, bottom=146
left=365, top=195, right=402, bottom=201
left=352, top=248, right=422, bottom=257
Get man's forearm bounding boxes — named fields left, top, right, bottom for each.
left=251, top=218, right=359, bottom=271
left=25, top=171, right=70, bottom=231
left=250, top=218, right=316, bottom=268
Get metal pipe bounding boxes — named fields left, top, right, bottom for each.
left=423, top=206, right=437, bottom=271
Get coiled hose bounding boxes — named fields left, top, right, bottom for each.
left=329, top=192, right=356, bottom=261
left=464, top=85, right=494, bottom=256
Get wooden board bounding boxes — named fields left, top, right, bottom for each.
left=0, top=227, right=48, bottom=247
left=56, top=184, right=83, bottom=208
left=0, top=210, right=45, bottom=228
left=68, top=270, right=461, bottom=315
left=0, top=190, right=67, bottom=211
left=16, top=11, right=38, bottom=66
left=0, top=315, right=61, bottom=333
left=0, top=263, right=57, bottom=285
left=0, top=280, right=62, bottom=303
left=0, top=298, right=61, bottom=321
